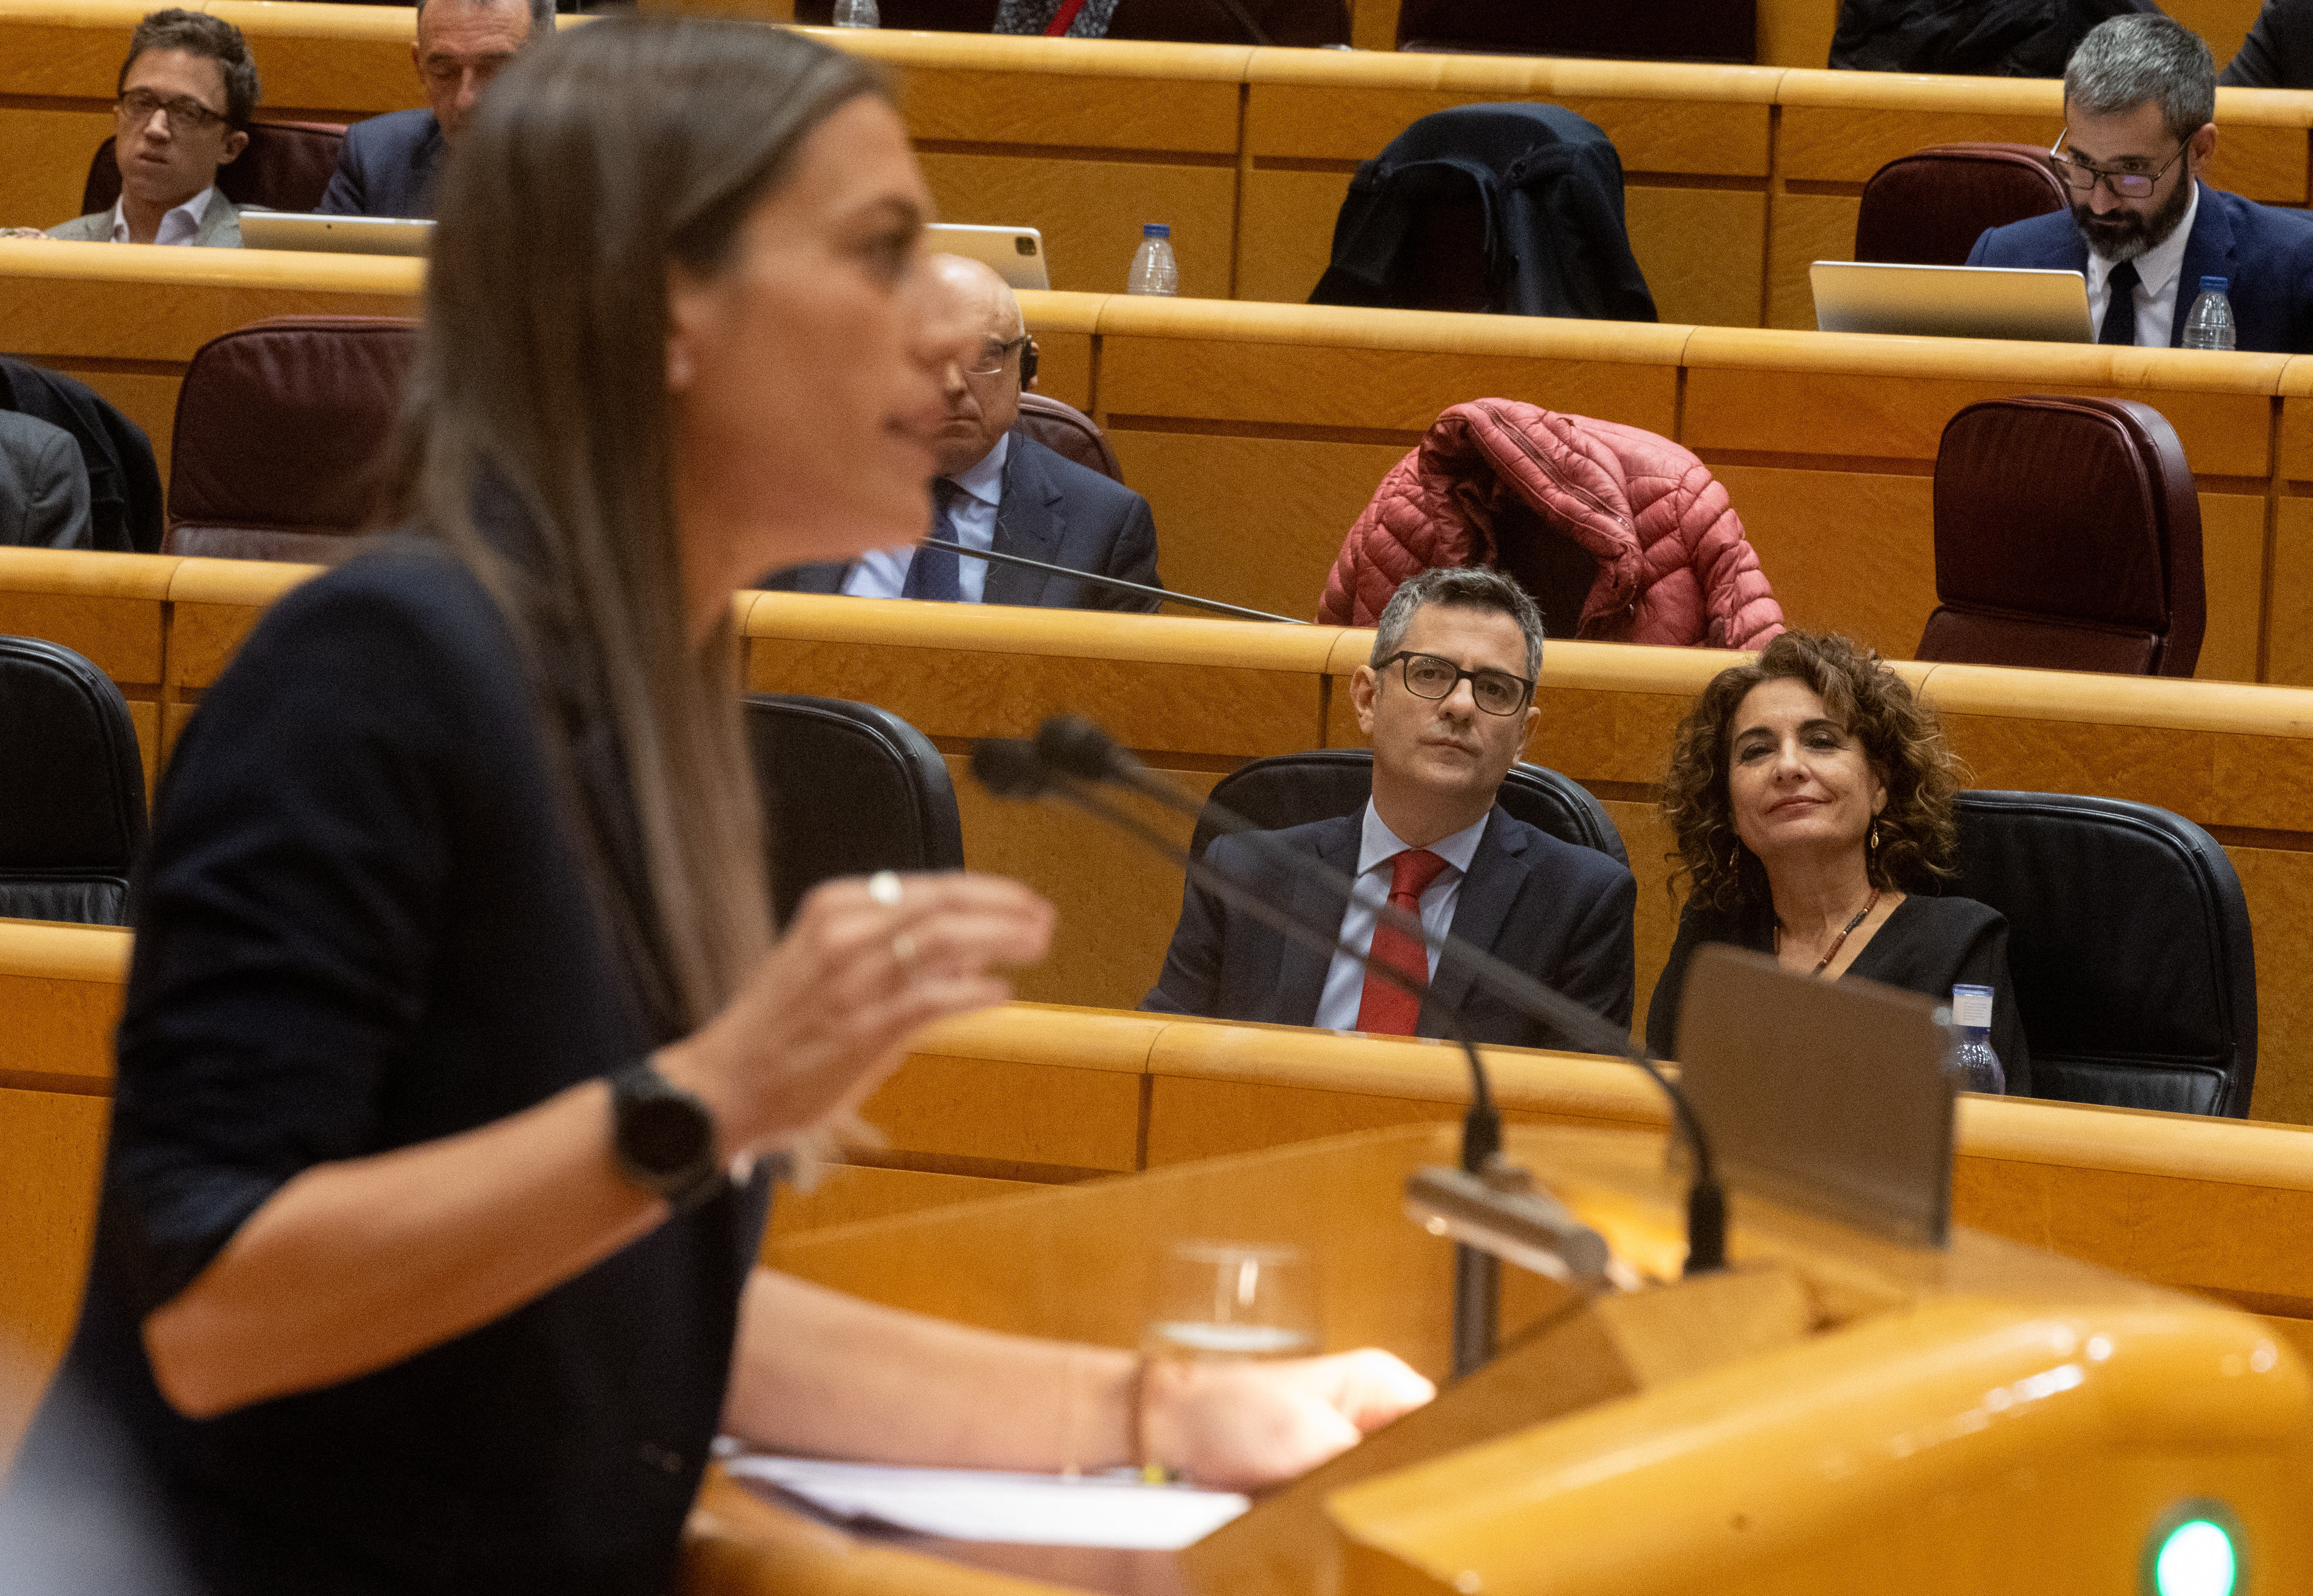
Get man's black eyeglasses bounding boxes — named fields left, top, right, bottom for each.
left=2048, top=129, right=2190, bottom=200
left=117, top=90, right=229, bottom=131
left=1378, top=651, right=1534, bottom=715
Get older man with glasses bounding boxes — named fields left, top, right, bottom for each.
left=1144, top=566, right=1637, bottom=1049
left=42, top=9, right=257, bottom=247
left=762, top=253, right=1162, bottom=611
left=1966, top=12, right=2313, bottom=352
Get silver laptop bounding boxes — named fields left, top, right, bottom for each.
left=240, top=211, right=434, bottom=257
left=926, top=223, right=1050, bottom=291
left=1811, top=260, right=2093, bottom=343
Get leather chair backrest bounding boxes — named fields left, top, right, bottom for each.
left=791, top=0, right=1345, bottom=43
left=742, top=694, right=966, bottom=926
left=81, top=121, right=347, bottom=217
left=1854, top=144, right=2069, bottom=267
left=1396, top=0, right=1753, bottom=61
left=0, top=635, right=148, bottom=926
left=165, top=316, right=419, bottom=562
left=1952, top=791, right=2255, bottom=1116
left=1014, top=393, right=1124, bottom=483
left=1919, top=395, right=2204, bottom=677
left=1189, top=748, right=1628, bottom=869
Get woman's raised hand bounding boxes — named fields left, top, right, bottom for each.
left=655, top=870, right=1053, bottom=1156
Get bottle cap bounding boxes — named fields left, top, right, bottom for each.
left=1951, top=984, right=1994, bottom=1030
left=1143, top=223, right=1171, bottom=238
left=2200, top=276, right=2228, bottom=294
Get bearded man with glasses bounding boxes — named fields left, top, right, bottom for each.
left=1965, top=12, right=2313, bottom=352
left=1144, top=566, right=1636, bottom=1048
left=44, top=9, right=258, bottom=247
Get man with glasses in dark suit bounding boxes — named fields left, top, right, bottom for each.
left=1143, top=566, right=1636, bottom=1048
left=1966, top=12, right=2313, bottom=352
left=759, top=254, right=1161, bottom=611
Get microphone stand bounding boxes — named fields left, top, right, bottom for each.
left=930, top=540, right=1307, bottom=625
left=980, top=718, right=1729, bottom=1351
left=974, top=743, right=1509, bottom=1374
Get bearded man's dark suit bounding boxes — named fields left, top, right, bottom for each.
left=1966, top=181, right=2313, bottom=353
left=758, top=432, right=1161, bottom=611
left=1141, top=807, right=1636, bottom=1050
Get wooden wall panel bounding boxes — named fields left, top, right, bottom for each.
left=1624, top=187, right=1769, bottom=331
left=1106, top=430, right=1407, bottom=621
left=2230, top=846, right=2313, bottom=1126
left=0, top=1089, right=108, bottom=1462
left=1237, top=167, right=1352, bottom=307
left=1768, top=190, right=1863, bottom=331
left=915, top=152, right=1236, bottom=300
left=2268, top=497, right=2313, bottom=686
left=765, top=1165, right=1035, bottom=1243
left=1707, top=465, right=1936, bottom=660
left=949, top=754, right=1220, bottom=1012
left=0, top=106, right=112, bottom=232
left=2202, top=491, right=2272, bottom=684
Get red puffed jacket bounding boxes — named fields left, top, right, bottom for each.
left=1317, top=399, right=1786, bottom=650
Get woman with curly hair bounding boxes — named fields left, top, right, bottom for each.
left=1646, top=631, right=2030, bottom=1092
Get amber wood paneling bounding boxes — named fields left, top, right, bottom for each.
left=1767, top=189, right=1865, bottom=331
left=916, top=152, right=1237, bottom=300
left=1624, top=188, right=1771, bottom=332
left=1707, top=465, right=1937, bottom=660
left=2267, top=497, right=2313, bottom=687
left=2230, top=847, right=2313, bottom=1126
left=1236, top=167, right=1351, bottom=308
left=0, top=1088, right=109, bottom=1461
left=0, top=105, right=112, bottom=233
left=765, top=1165, right=1034, bottom=1244
left=1106, top=429, right=1407, bottom=620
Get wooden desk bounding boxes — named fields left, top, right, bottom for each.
left=5, top=555, right=2313, bottom=1117
left=13, top=254, right=2308, bottom=689
left=1, top=0, right=2305, bottom=329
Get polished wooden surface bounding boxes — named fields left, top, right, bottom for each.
left=14, top=253, right=2313, bottom=690
left=0, top=0, right=2298, bottom=332
left=4, top=555, right=2313, bottom=1116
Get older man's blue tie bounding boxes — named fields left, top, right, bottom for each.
left=903, top=478, right=963, bottom=603
left=2099, top=259, right=2141, bottom=347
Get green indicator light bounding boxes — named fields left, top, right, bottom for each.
left=2154, top=1520, right=2237, bottom=1596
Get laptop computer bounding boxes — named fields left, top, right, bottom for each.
left=239, top=212, right=434, bottom=257
left=926, top=223, right=1050, bottom=292
left=1810, top=260, right=2094, bottom=343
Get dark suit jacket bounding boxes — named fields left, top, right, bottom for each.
left=760, top=432, right=1161, bottom=611
left=1965, top=182, right=2313, bottom=353
left=1142, top=807, right=1637, bottom=1050
left=2222, top=0, right=2313, bottom=86
left=316, top=108, right=444, bottom=220
left=0, top=357, right=164, bottom=554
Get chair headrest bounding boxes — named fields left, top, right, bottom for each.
left=1855, top=143, right=2069, bottom=267
left=167, top=317, right=419, bottom=543
left=0, top=635, right=147, bottom=869
left=1014, top=394, right=1123, bottom=483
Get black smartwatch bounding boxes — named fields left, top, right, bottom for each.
left=608, top=1062, right=726, bottom=1211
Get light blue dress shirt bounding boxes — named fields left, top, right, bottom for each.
left=842, top=433, right=1009, bottom=603
left=1313, top=800, right=1491, bottom=1031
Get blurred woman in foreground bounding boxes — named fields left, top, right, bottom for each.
left=1647, top=631, right=2030, bottom=1090
left=0, top=21, right=1426, bottom=1592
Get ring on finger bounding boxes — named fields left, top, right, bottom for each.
left=867, top=870, right=903, bottom=907
left=892, top=931, right=918, bottom=967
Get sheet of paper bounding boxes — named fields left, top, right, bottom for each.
left=722, top=1453, right=1249, bottom=1550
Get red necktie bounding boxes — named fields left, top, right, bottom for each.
left=1356, top=848, right=1450, bottom=1035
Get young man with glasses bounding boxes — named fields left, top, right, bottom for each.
left=44, top=9, right=258, bottom=246
left=1966, top=12, right=2313, bottom=352
left=1144, top=567, right=1637, bottom=1047
left=763, top=253, right=1161, bottom=610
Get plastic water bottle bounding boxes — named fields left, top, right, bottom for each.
left=1949, top=984, right=2006, bottom=1095
left=831, top=0, right=878, bottom=26
left=1127, top=223, right=1179, bottom=296
left=2182, top=275, right=2236, bottom=351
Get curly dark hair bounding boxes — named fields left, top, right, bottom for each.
left=1659, top=631, right=1961, bottom=913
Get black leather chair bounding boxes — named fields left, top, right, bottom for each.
left=742, top=694, right=965, bottom=925
left=0, top=635, right=148, bottom=925
left=1952, top=791, right=2255, bottom=1117
left=1189, top=748, right=1627, bottom=868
